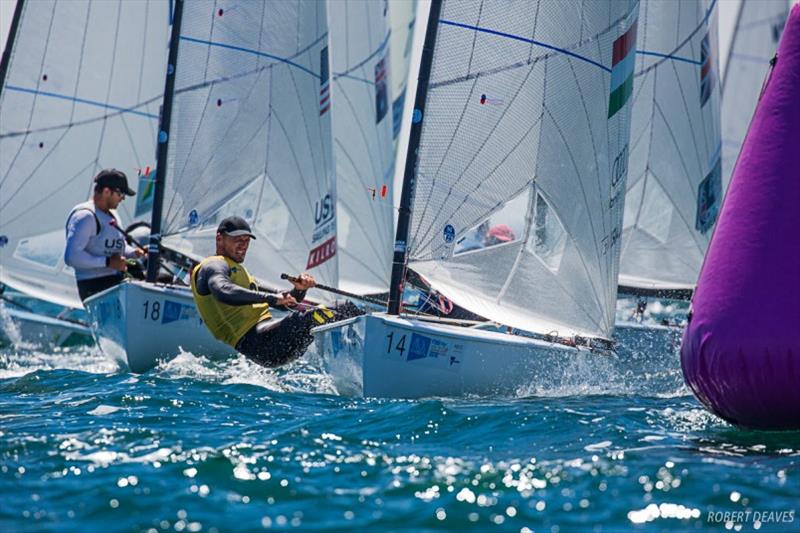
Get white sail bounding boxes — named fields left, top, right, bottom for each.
left=328, top=0, right=396, bottom=295
left=159, top=0, right=337, bottom=289
left=0, top=0, right=170, bottom=308
left=618, top=0, right=721, bottom=291
left=404, top=0, right=639, bottom=339
left=721, top=0, right=790, bottom=191
left=388, top=0, right=418, bottom=142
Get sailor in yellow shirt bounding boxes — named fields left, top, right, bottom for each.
left=191, top=216, right=361, bottom=367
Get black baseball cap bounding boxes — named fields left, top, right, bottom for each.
left=94, top=168, right=136, bottom=196
left=217, top=216, right=256, bottom=239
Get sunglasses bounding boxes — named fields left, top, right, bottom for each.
left=111, top=188, right=126, bottom=198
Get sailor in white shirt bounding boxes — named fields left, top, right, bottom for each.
left=64, top=169, right=144, bottom=301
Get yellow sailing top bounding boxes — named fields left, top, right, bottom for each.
left=191, top=255, right=271, bottom=346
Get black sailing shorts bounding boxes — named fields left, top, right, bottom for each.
left=77, top=274, right=125, bottom=301
left=235, top=302, right=364, bottom=368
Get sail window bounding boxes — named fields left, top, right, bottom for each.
left=12, top=230, right=64, bottom=269
left=453, top=188, right=528, bottom=255
left=527, top=192, right=567, bottom=272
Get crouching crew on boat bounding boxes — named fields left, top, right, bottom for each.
left=64, top=169, right=145, bottom=301
left=191, top=216, right=362, bottom=368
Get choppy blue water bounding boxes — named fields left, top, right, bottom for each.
left=1, top=307, right=798, bottom=532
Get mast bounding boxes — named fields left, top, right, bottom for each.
left=147, top=0, right=184, bottom=282
left=0, top=0, right=26, bottom=96
left=387, top=0, right=443, bottom=315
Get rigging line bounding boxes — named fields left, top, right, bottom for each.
left=670, top=39, right=707, bottom=181
left=1, top=1, right=58, bottom=186
left=438, top=20, right=611, bottom=73
left=427, top=50, right=546, bottom=89
left=722, top=0, right=745, bottom=90
left=117, top=111, right=145, bottom=179
left=635, top=0, right=718, bottom=78
left=251, top=0, right=273, bottom=231
left=284, top=64, right=327, bottom=219
left=408, top=79, right=476, bottom=249
left=566, top=57, right=607, bottom=241
left=340, top=245, right=389, bottom=285
left=334, top=69, right=382, bottom=179
left=0, top=95, right=162, bottom=139
left=164, top=68, right=271, bottom=231
left=135, top=0, right=150, bottom=105
left=495, top=185, right=535, bottom=304
left=646, top=126, right=708, bottom=255
left=543, top=106, right=608, bottom=322
left=736, top=12, right=790, bottom=31
left=728, top=53, right=772, bottom=64
left=414, top=60, right=539, bottom=250
left=661, top=57, right=707, bottom=204
left=415, top=117, right=542, bottom=254
left=179, top=35, right=323, bottom=79
left=334, top=153, right=392, bottom=263
left=270, top=106, right=318, bottom=241
left=333, top=31, right=390, bottom=79
left=414, top=6, right=635, bottom=248
left=333, top=75, right=387, bottom=221
left=632, top=49, right=660, bottom=237
left=635, top=50, right=700, bottom=65
left=526, top=0, right=541, bottom=63
left=2, top=159, right=95, bottom=220
left=334, top=73, right=372, bottom=85
left=1, top=87, right=159, bottom=120
left=334, top=139, right=392, bottom=264
left=466, top=1, right=486, bottom=75
left=164, top=20, right=298, bottom=226
left=0, top=14, right=95, bottom=207
left=161, top=88, right=214, bottom=228
left=527, top=219, right=610, bottom=335
left=92, top=2, right=125, bottom=175
left=164, top=69, right=290, bottom=214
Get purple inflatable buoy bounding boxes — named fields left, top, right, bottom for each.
left=681, top=5, right=800, bottom=430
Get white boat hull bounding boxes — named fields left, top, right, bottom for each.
left=0, top=307, right=93, bottom=348
left=312, top=313, right=606, bottom=398
left=84, top=280, right=236, bottom=372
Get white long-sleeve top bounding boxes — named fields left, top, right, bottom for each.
left=64, top=201, right=137, bottom=281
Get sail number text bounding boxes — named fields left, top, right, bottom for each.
left=386, top=332, right=407, bottom=356
left=143, top=300, right=161, bottom=321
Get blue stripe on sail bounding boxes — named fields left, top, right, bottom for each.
left=4, top=86, right=159, bottom=119
left=439, top=19, right=611, bottom=73
left=179, top=36, right=321, bottom=79
left=636, top=49, right=701, bottom=65
left=610, top=49, right=635, bottom=91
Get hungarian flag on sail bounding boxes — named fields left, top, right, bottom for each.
left=608, top=20, right=637, bottom=118
left=320, top=46, right=330, bottom=116
left=700, top=32, right=714, bottom=107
